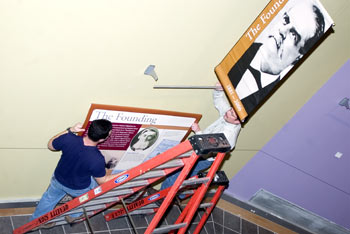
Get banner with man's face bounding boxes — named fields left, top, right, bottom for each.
left=215, top=0, right=334, bottom=121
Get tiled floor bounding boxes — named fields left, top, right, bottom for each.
left=2, top=205, right=275, bottom=234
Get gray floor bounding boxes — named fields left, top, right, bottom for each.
left=2, top=205, right=275, bottom=234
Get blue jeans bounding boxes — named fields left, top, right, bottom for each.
left=161, top=158, right=213, bottom=193
left=31, top=176, right=98, bottom=220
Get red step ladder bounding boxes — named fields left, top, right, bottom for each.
left=13, top=133, right=231, bottom=234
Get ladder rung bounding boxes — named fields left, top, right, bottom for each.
left=65, top=204, right=107, bottom=216
left=181, top=177, right=210, bottom=186
left=79, top=188, right=131, bottom=207
left=155, top=159, right=184, bottom=169
left=96, top=188, right=134, bottom=199
left=117, top=180, right=149, bottom=189
left=112, top=208, right=157, bottom=219
left=142, top=203, right=158, bottom=209
left=54, top=220, right=67, bottom=226
left=178, top=202, right=213, bottom=209
left=50, top=209, right=95, bottom=223
left=128, top=208, right=156, bottom=215
left=198, top=202, right=213, bottom=209
left=84, top=194, right=122, bottom=206
left=153, top=223, right=187, bottom=233
left=134, top=170, right=165, bottom=180
left=177, top=152, right=192, bottom=158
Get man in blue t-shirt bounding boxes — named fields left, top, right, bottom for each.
left=31, top=119, right=115, bottom=226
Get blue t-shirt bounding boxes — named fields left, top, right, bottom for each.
left=53, top=132, right=106, bottom=189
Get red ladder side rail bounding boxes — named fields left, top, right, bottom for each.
left=193, top=185, right=225, bottom=234
left=177, top=152, right=226, bottom=234
left=13, top=140, right=194, bottom=234
left=167, top=185, right=225, bottom=234
left=167, top=154, right=226, bottom=234
left=167, top=190, right=197, bottom=234
left=144, top=151, right=200, bottom=234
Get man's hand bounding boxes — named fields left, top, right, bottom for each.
left=191, top=123, right=201, bottom=133
left=48, top=123, right=85, bottom=151
left=215, top=82, right=224, bottom=91
left=70, top=123, right=85, bottom=133
left=224, top=108, right=241, bottom=125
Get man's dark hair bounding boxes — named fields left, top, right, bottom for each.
left=88, top=119, right=112, bottom=142
left=299, top=5, right=325, bottom=55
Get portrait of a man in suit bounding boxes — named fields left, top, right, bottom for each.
left=130, top=127, right=159, bottom=151
left=228, top=0, right=326, bottom=115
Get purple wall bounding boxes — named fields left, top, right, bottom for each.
left=227, top=59, right=350, bottom=229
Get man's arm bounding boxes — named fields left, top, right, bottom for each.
left=213, top=83, right=231, bottom=116
left=191, top=123, right=202, bottom=134
left=223, top=123, right=241, bottom=150
left=47, top=123, right=85, bottom=151
left=95, top=173, right=121, bottom=185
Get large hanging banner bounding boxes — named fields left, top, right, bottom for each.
left=215, top=0, right=334, bottom=121
left=80, top=104, right=201, bottom=174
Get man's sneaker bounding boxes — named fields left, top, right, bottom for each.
left=58, top=194, right=73, bottom=204
left=145, top=187, right=159, bottom=196
left=32, top=222, right=56, bottom=231
left=124, top=190, right=145, bottom=204
left=65, top=214, right=84, bottom=224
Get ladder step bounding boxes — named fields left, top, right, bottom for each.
left=79, top=188, right=131, bottom=207
left=64, top=204, right=107, bottom=216
left=128, top=208, right=156, bottom=215
left=155, top=159, right=184, bottom=169
left=50, top=209, right=95, bottom=223
left=198, top=170, right=229, bottom=186
left=153, top=223, right=187, bottom=233
left=198, top=202, right=213, bottom=209
left=90, top=194, right=121, bottom=204
left=177, top=152, right=192, bottom=158
left=135, top=170, right=165, bottom=180
left=97, top=188, right=134, bottom=199
left=117, top=179, right=149, bottom=189
left=181, top=177, right=210, bottom=186
left=143, top=203, right=159, bottom=209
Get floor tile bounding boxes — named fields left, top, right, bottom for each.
left=127, top=214, right=148, bottom=228
left=63, top=220, right=88, bottom=233
left=258, top=226, right=275, bottom=234
left=242, top=219, right=258, bottom=234
left=212, top=207, right=224, bottom=225
left=164, top=205, right=181, bottom=224
left=224, top=226, right=240, bottom=234
left=202, top=221, right=215, bottom=234
left=88, top=212, right=109, bottom=231
left=0, top=216, right=14, bottom=234
left=2, top=204, right=283, bottom=234
left=11, top=215, right=40, bottom=234
left=40, top=224, right=65, bottom=234
left=214, top=222, right=224, bottom=233
left=107, top=215, right=130, bottom=230
left=224, top=210, right=240, bottom=232
left=110, top=229, right=132, bottom=234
